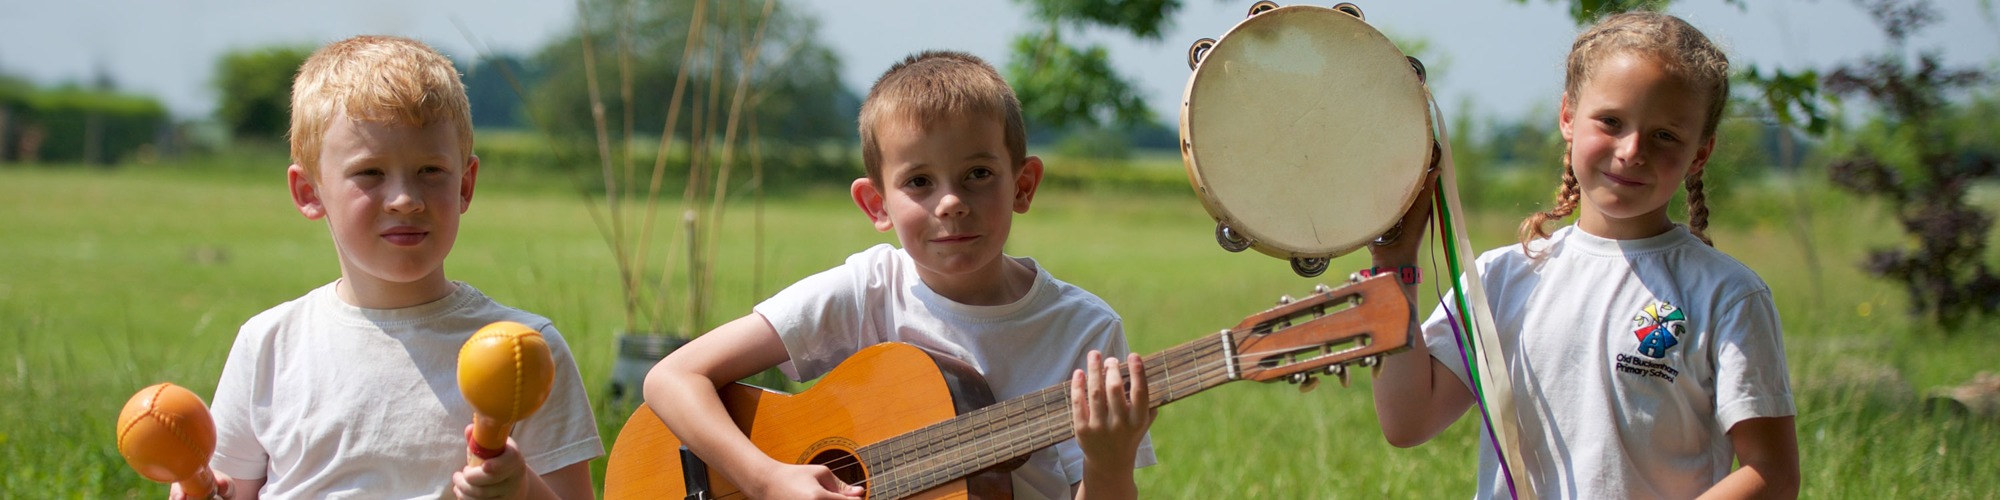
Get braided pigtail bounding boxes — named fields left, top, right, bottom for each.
left=1685, top=168, right=1713, bottom=246
left=1517, top=145, right=1583, bottom=258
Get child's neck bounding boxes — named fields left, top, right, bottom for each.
left=1576, top=210, right=1678, bottom=241
left=920, top=256, right=1037, bottom=307
left=334, top=272, right=458, bottom=310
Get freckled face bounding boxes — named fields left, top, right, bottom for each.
left=294, top=116, right=475, bottom=295
left=1560, top=53, right=1715, bottom=240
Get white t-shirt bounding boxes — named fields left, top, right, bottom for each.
left=1423, top=225, right=1794, bottom=499
left=210, top=281, right=603, bottom=499
left=755, top=244, right=1157, bottom=500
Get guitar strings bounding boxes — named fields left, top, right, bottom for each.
left=705, top=333, right=1372, bottom=498
left=861, top=336, right=1366, bottom=496
left=798, top=323, right=1368, bottom=496
left=701, top=339, right=1234, bottom=499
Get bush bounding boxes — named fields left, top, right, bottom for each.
left=2, top=86, right=168, bottom=165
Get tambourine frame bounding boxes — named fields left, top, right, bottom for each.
left=1179, top=2, right=1434, bottom=276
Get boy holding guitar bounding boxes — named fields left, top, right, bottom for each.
left=643, top=51, right=1156, bottom=499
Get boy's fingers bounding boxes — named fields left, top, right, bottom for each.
left=1128, top=353, right=1150, bottom=415
left=810, top=465, right=868, bottom=499
left=1085, top=352, right=1108, bottom=425
left=1103, top=357, right=1126, bottom=427
left=1070, top=369, right=1089, bottom=424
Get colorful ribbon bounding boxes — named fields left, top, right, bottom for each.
left=1426, top=91, right=1538, bottom=500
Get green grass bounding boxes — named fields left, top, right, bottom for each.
left=3, top=164, right=1996, bottom=498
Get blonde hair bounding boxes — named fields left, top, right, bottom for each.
left=1519, top=11, right=1729, bottom=253
left=856, top=50, right=1026, bottom=183
left=289, top=35, right=472, bottom=176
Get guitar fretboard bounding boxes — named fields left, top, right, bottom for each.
left=852, top=332, right=1238, bottom=498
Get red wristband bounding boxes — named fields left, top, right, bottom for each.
left=1359, top=266, right=1421, bottom=284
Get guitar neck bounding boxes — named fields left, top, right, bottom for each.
left=851, top=333, right=1237, bottom=498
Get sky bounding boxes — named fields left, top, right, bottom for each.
left=3, top=0, right=1997, bottom=126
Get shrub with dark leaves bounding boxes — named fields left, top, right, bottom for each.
left=1824, top=0, right=1999, bottom=329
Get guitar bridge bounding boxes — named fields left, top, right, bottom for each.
left=681, top=446, right=711, bottom=500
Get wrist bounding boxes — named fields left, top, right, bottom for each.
left=1357, top=265, right=1421, bottom=285
left=1081, top=450, right=1139, bottom=478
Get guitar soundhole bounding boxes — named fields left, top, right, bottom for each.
left=808, top=448, right=869, bottom=492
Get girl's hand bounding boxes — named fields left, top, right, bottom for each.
left=1071, top=351, right=1154, bottom=468
left=1368, top=166, right=1443, bottom=268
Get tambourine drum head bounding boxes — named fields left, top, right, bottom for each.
left=1182, top=5, right=1430, bottom=259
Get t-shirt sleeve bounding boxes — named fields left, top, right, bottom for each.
left=1422, top=296, right=1475, bottom=390
left=755, top=248, right=883, bottom=381
left=1422, top=249, right=1514, bottom=392
left=1711, top=288, right=1795, bottom=432
left=515, top=323, right=605, bottom=475
left=209, top=320, right=271, bottom=480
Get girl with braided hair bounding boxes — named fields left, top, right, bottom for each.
left=1368, top=11, right=1799, bottom=499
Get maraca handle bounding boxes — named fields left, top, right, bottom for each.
left=177, top=466, right=223, bottom=499
left=467, top=418, right=510, bottom=466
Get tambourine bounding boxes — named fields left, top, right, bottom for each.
left=1180, top=1, right=1434, bottom=276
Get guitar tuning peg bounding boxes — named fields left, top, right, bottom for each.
left=1371, top=360, right=1384, bottom=379
left=1357, top=355, right=1379, bottom=368
left=1298, top=375, right=1320, bottom=393
left=1276, top=294, right=1296, bottom=305
left=1348, top=272, right=1364, bottom=284
left=1314, top=283, right=1332, bottom=294
left=1325, top=364, right=1350, bottom=388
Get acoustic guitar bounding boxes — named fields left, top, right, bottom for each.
left=603, top=275, right=1411, bottom=499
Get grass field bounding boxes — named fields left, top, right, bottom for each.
left=3, top=163, right=1996, bottom=498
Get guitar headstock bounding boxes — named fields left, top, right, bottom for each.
left=1227, top=274, right=1412, bottom=387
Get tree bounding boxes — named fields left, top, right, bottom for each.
left=1004, top=0, right=1767, bottom=132
left=526, top=0, right=849, bottom=147
left=212, top=46, right=313, bottom=141
left=1006, top=0, right=1174, bottom=130
left=1509, top=0, right=1745, bottom=24
left=464, top=53, right=543, bottom=130
left=1822, top=0, right=1998, bottom=329
left=522, top=0, right=856, bottom=350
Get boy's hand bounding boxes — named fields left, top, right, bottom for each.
left=1071, top=351, right=1154, bottom=469
left=452, top=425, right=528, bottom=500
left=744, top=462, right=866, bottom=500
left=167, top=471, right=238, bottom=500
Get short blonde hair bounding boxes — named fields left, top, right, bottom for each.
left=856, top=51, right=1026, bottom=183
left=289, top=35, right=472, bottom=176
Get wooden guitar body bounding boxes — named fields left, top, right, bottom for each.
left=605, top=343, right=1014, bottom=499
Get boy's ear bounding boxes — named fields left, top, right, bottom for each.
left=850, top=177, right=893, bottom=232
left=459, top=155, right=480, bottom=213
left=288, top=164, right=326, bottom=221
left=1013, top=156, right=1044, bottom=214
left=1556, top=92, right=1575, bottom=143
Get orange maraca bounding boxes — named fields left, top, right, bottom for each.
left=116, top=382, right=225, bottom=498
left=458, top=320, right=556, bottom=465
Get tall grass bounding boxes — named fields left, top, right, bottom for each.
left=2, top=164, right=1995, bottom=497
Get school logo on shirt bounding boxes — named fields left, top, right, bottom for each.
left=1631, top=301, right=1688, bottom=358
left=1615, top=301, right=1686, bottom=382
